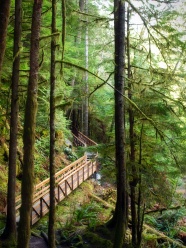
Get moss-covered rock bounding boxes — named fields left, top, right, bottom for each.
left=83, top=231, right=113, bottom=248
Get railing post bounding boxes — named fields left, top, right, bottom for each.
left=88, top=162, right=90, bottom=177
left=77, top=170, right=79, bottom=186
left=58, top=185, right=60, bottom=202
left=65, top=180, right=67, bottom=196
left=71, top=175, right=73, bottom=190
left=40, top=198, right=43, bottom=217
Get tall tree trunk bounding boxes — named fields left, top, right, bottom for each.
left=0, top=0, right=11, bottom=79
left=48, top=0, right=56, bottom=247
left=17, top=1, right=42, bottom=247
left=137, top=124, right=145, bottom=247
left=113, top=1, right=127, bottom=248
left=127, top=7, right=138, bottom=247
left=71, top=0, right=84, bottom=131
left=83, top=0, right=89, bottom=136
left=1, top=0, right=22, bottom=242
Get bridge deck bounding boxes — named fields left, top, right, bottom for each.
left=14, top=131, right=98, bottom=225
left=15, top=155, right=97, bottom=225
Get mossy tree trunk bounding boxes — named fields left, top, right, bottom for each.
left=83, top=0, right=89, bottom=136
left=1, top=0, right=22, bottom=242
left=126, top=6, right=138, bottom=247
left=112, top=1, right=128, bottom=248
left=17, top=1, right=42, bottom=247
left=0, top=0, right=11, bottom=78
left=48, top=0, right=56, bottom=247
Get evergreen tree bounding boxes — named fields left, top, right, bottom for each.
left=1, top=0, right=22, bottom=243
left=48, top=0, right=57, bottom=246
left=0, top=0, right=11, bottom=78
left=112, top=1, right=128, bottom=248
left=17, top=1, right=43, bottom=247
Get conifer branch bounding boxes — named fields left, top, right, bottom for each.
left=125, top=0, right=169, bottom=67
left=58, top=60, right=182, bottom=163
left=150, top=87, right=186, bottom=110
left=72, top=9, right=112, bottom=21
left=89, top=72, right=114, bottom=97
left=40, top=32, right=60, bottom=40
left=56, top=60, right=105, bottom=82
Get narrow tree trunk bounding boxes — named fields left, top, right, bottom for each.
left=76, top=0, right=85, bottom=43
left=71, top=0, right=84, bottom=131
left=127, top=7, right=138, bottom=247
left=48, top=0, right=56, bottom=247
left=17, top=1, right=42, bottom=247
left=0, top=0, right=11, bottom=78
left=84, top=0, right=89, bottom=136
left=137, top=124, right=144, bottom=247
left=1, top=0, right=22, bottom=242
left=113, top=1, right=127, bottom=248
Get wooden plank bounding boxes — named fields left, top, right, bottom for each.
left=14, top=154, right=98, bottom=225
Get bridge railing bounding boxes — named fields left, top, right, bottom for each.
left=14, top=154, right=98, bottom=221
left=72, top=134, right=87, bottom=147
left=73, top=130, right=97, bottom=147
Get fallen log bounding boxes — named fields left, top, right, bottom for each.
left=143, top=224, right=185, bottom=248
left=88, top=193, right=114, bottom=210
left=89, top=192, right=185, bottom=247
left=145, top=205, right=181, bottom=215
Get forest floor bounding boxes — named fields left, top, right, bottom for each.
left=28, top=176, right=186, bottom=248
left=29, top=178, right=115, bottom=248
left=0, top=176, right=186, bottom=247
left=0, top=153, right=186, bottom=247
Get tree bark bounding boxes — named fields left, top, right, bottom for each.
left=0, top=0, right=11, bottom=78
left=112, top=1, right=128, bottom=248
left=48, top=0, right=56, bottom=247
left=1, top=0, right=22, bottom=242
left=17, top=1, right=42, bottom=247
left=83, top=0, right=89, bottom=136
left=127, top=6, right=138, bottom=248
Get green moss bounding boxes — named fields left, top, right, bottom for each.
left=0, top=166, right=8, bottom=197
left=0, top=237, right=17, bottom=248
left=83, top=231, right=113, bottom=248
left=143, top=232, right=158, bottom=241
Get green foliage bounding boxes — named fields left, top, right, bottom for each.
left=73, top=202, right=102, bottom=228
left=145, top=208, right=186, bottom=238
left=0, top=1, right=186, bottom=246
left=0, top=167, right=8, bottom=196
left=83, top=231, right=113, bottom=248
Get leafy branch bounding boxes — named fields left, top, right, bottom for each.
left=126, top=0, right=169, bottom=67
left=57, top=60, right=183, bottom=166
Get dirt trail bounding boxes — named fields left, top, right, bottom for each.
left=29, top=236, right=48, bottom=248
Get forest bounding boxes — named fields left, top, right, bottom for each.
left=0, top=0, right=186, bottom=247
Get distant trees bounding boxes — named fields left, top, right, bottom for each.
left=0, top=0, right=11, bottom=78
left=83, top=0, right=89, bottom=136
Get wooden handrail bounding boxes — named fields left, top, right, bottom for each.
left=15, top=154, right=96, bottom=212
left=77, top=131, right=97, bottom=146
left=32, top=156, right=89, bottom=203
left=73, top=134, right=87, bottom=147
left=72, top=129, right=97, bottom=147
left=12, top=131, right=98, bottom=223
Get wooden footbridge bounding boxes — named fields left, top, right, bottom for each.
left=14, top=130, right=98, bottom=225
